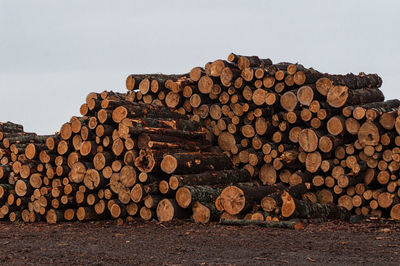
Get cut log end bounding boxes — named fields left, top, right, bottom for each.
left=280, top=91, right=298, bottom=112
left=220, top=186, right=245, bottom=215
left=161, top=155, right=178, bottom=174
left=176, top=187, right=192, bottom=208
left=316, top=77, right=333, bottom=96
left=281, top=192, right=295, bottom=218
left=192, top=202, right=211, bottom=223
left=327, top=86, right=349, bottom=108
left=156, top=199, right=175, bottom=222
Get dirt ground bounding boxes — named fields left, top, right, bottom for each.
left=0, top=219, right=399, bottom=265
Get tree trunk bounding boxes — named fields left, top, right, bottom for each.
left=175, top=185, right=222, bottom=208
left=327, top=87, right=384, bottom=108
left=160, top=152, right=232, bottom=174
left=169, top=169, right=251, bottom=190
left=281, top=191, right=350, bottom=220
left=220, top=184, right=283, bottom=215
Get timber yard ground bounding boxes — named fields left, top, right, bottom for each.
left=0, top=220, right=399, bottom=265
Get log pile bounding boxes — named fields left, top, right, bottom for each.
left=1, top=52, right=400, bottom=225
left=0, top=93, right=255, bottom=223
left=125, top=53, right=400, bottom=222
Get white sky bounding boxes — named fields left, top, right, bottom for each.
left=0, top=0, right=399, bottom=134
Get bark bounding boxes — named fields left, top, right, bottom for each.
left=175, top=185, right=222, bottom=208
left=327, top=87, right=384, bottom=108
left=160, top=152, right=233, bottom=174
left=137, top=133, right=210, bottom=151
left=0, top=122, right=24, bottom=132
left=169, top=169, right=251, bottom=190
left=326, top=73, right=382, bottom=90
left=220, top=184, right=284, bottom=215
left=220, top=218, right=303, bottom=229
left=281, top=192, right=350, bottom=220
left=111, top=101, right=186, bottom=123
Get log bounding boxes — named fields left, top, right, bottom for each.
left=175, top=185, right=222, bottom=208
left=327, top=73, right=382, bottom=90
left=220, top=184, right=282, bottom=215
left=134, top=149, right=165, bottom=173
left=111, top=102, right=185, bottom=123
left=46, top=209, right=64, bottom=224
left=168, top=169, right=251, bottom=190
left=191, top=201, right=222, bottom=223
left=220, top=218, right=303, bottom=230
left=160, top=152, right=232, bottom=174
left=281, top=192, right=350, bottom=220
left=327, top=86, right=384, bottom=108
left=358, top=121, right=381, bottom=147
left=156, top=198, right=189, bottom=222
left=261, top=183, right=308, bottom=212
left=137, top=133, right=209, bottom=151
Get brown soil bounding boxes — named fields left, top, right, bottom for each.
left=0, top=220, right=399, bottom=265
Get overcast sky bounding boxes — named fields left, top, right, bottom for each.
left=0, top=1, right=399, bottom=134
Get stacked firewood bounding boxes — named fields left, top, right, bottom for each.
left=126, top=53, right=400, bottom=221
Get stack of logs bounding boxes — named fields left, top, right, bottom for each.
left=0, top=91, right=351, bottom=224
left=125, top=53, right=400, bottom=221
left=0, top=52, right=400, bottom=225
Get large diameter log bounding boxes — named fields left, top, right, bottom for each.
left=327, top=73, right=382, bottom=90
left=120, top=122, right=207, bottom=141
left=281, top=192, right=349, bottom=220
left=134, top=149, right=164, bottom=173
left=83, top=169, right=105, bottom=190
left=125, top=116, right=202, bottom=134
left=358, top=121, right=380, bottom=147
left=220, top=184, right=282, bottom=215
left=169, top=169, right=251, bottom=190
left=46, top=209, right=64, bottom=224
left=156, top=198, right=190, bottom=222
left=176, top=185, right=222, bottom=208
left=76, top=206, right=103, bottom=221
left=327, top=86, right=384, bottom=108
left=160, top=152, right=232, bottom=174
left=112, top=102, right=185, bottom=123
left=138, top=133, right=210, bottom=151
left=192, top=201, right=222, bottom=223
